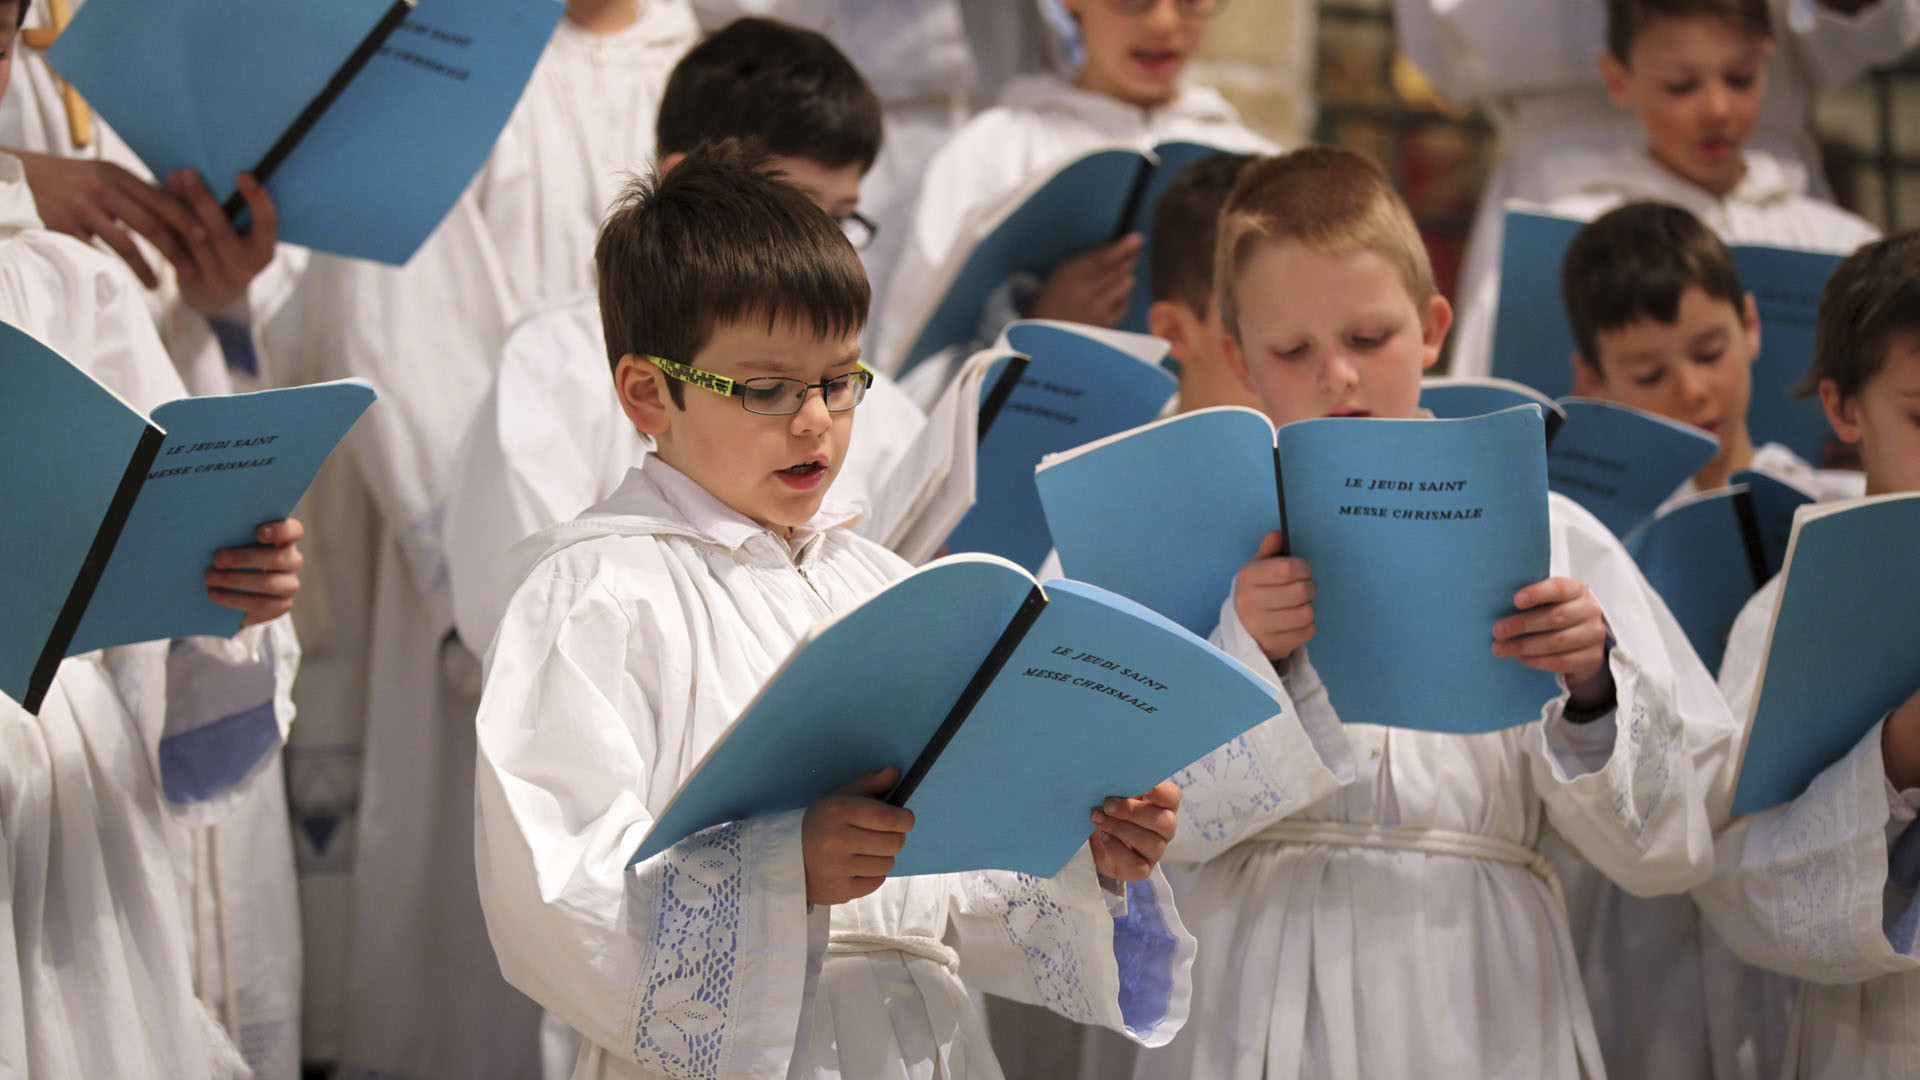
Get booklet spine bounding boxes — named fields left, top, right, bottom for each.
left=1113, top=156, right=1156, bottom=242
left=975, top=354, right=1030, bottom=441
left=25, top=421, right=165, bottom=713
left=1731, top=486, right=1771, bottom=588
left=1272, top=443, right=1291, bottom=557
left=888, top=585, right=1049, bottom=807
left=223, top=0, right=418, bottom=221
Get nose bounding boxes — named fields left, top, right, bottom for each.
left=1700, top=80, right=1732, bottom=122
left=1143, top=0, right=1181, bottom=31
left=1322, top=350, right=1361, bottom=397
left=1675, top=364, right=1710, bottom=409
left=789, top=385, right=833, bottom=436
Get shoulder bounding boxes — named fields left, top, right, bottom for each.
left=1780, top=195, right=1880, bottom=251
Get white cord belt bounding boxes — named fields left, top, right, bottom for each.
left=827, top=931, right=961, bottom=974
left=1254, top=819, right=1565, bottom=911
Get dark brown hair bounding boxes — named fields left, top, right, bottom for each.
left=1606, top=0, right=1772, bottom=61
left=595, top=139, right=870, bottom=406
left=1561, top=201, right=1746, bottom=368
left=657, top=17, right=882, bottom=173
left=1801, top=229, right=1920, bottom=400
left=1150, top=152, right=1256, bottom=313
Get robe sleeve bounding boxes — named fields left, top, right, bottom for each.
left=1694, top=718, right=1920, bottom=984
left=474, top=555, right=814, bottom=1080
left=1520, top=496, right=1726, bottom=898
left=1159, top=592, right=1357, bottom=865
left=1783, top=0, right=1920, bottom=90
left=945, top=849, right=1195, bottom=1047
left=150, top=619, right=301, bottom=828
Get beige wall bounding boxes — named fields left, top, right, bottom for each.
left=1189, top=0, right=1318, bottom=145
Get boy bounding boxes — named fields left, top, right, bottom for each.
left=473, top=140, right=1210, bottom=1080
left=0, top=3, right=307, bottom=1075
left=1130, top=147, right=1731, bottom=1080
left=1452, top=0, right=1881, bottom=379
left=875, top=0, right=1273, bottom=379
left=444, top=16, right=925, bottom=657
left=1562, top=200, right=1865, bottom=502
left=1693, top=229, right=1920, bottom=1079
left=1146, top=151, right=1263, bottom=413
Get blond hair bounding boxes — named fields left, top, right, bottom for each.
left=1214, top=147, right=1435, bottom=342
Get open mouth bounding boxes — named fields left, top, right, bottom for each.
left=775, top=459, right=828, bottom=489
left=1326, top=407, right=1372, bottom=418
left=1130, top=48, right=1182, bottom=75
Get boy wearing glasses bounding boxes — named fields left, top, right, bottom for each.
left=875, top=0, right=1274, bottom=378
left=473, top=141, right=1211, bottom=1080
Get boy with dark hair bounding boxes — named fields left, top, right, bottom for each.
left=1145, top=151, right=1262, bottom=413
left=1132, top=146, right=1726, bottom=1080
left=444, top=16, right=924, bottom=667
left=1694, top=229, right=1920, bottom=1079
left=1451, top=0, right=1880, bottom=378
left=473, top=140, right=1202, bottom=1080
left=1562, top=200, right=1864, bottom=501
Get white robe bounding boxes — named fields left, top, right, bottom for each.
left=1452, top=146, right=1882, bottom=380
left=1661, top=440, right=1867, bottom=515
left=875, top=74, right=1274, bottom=376
left=442, top=293, right=928, bottom=659
left=1395, top=0, right=1920, bottom=377
left=0, top=14, right=309, bottom=1063
left=1690, top=575, right=1920, bottom=1079
left=475, top=459, right=1208, bottom=1080
left=1134, top=493, right=1726, bottom=1080
left=0, top=182, right=301, bottom=1079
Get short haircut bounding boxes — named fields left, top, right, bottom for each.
left=1801, top=229, right=1920, bottom=401
left=1214, top=147, right=1436, bottom=343
left=1561, top=201, right=1746, bottom=368
left=1150, top=152, right=1257, bottom=312
left=656, top=17, right=883, bottom=173
left=1606, top=0, right=1773, bottom=61
left=595, top=139, right=870, bottom=407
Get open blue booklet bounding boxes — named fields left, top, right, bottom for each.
left=1490, top=208, right=1844, bottom=464
left=940, top=321, right=1176, bottom=572
left=896, top=141, right=1232, bottom=374
left=1422, top=379, right=1719, bottom=538
left=0, top=322, right=375, bottom=713
left=1035, top=405, right=1561, bottom=734
left=631, top=555, right=1283, bottom=878
left=1624, top=470, right=1813, bottom=673
left=50, top=0, right=562, bottom=264
left=1730, top=492, right=1920, bottom=816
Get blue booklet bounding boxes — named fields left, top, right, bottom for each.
left=0, top=323, right=375, bottom=712
left=1490, top=208, right=1845, bottom=463
left=897, top=141, right=1233, bottom=374
left=1421, top=381, right=1720, bottom=538
left=941, top=321, right=1176, bottom=572
left=1730, top=493, right=1920, bottom=816
left=50, top=0, right=561, bottom=265
left=1036, top=406, right=1561, bottom=734
left=631, top=554, right=1284, bottom=878
left=1626, top=487, right=1768, bottom=673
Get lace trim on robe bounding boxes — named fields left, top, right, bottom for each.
left=627, top=822, right=748, bottom=1078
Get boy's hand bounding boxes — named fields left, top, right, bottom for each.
left=206, top=518, right=304, bottom=626
left=802, top=766, right=915, bottom=906
left=1880, top=685, right=1920, bottom=792
left=167, top=170, right=278, bottom=316
left=1492, top=577, right=1612, bottom=703
left=1030, top=233, right=1143, bottom=328
left=1233, top=530, right=1316, bottom=662
left=1089, top=780, right=1180, bottom=882
left=13, top=150, right=202, bottom=289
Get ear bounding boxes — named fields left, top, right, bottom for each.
left=1570, top=353, right=1605, bottom=397
left=1148, top=299, right=1192, bottom=359
left=614, top=353, right=674, bottom=438
left=1419, top=293, right=1453, bottom=371
left=1740, top=291, right=1763, bottom=360
left=658, top=151, right=687, bottom=176
left=1819, top=377, right=1862, bottom=445
left=1599, top=52, right=1632, bottom=108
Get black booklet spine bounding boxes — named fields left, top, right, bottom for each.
left=1731, top=486, right=1771, bottom=589
left=975, top=354, right=1030, bottom=441
left=888, top=585, right=1049, bottom=807
left=26, top=422, right=166, bottom=713
left=1272, top=443, right=1291, bottom=557
left=223, top=0, right=418, bottom=222
left=1113, top=156, right=1156, bottom=242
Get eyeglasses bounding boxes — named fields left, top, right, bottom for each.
left=1102, top=0, right=1225, bottom=15
left=838, top=210, right=879, bottom=251
left=644, top=354, right=873, bottom=415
